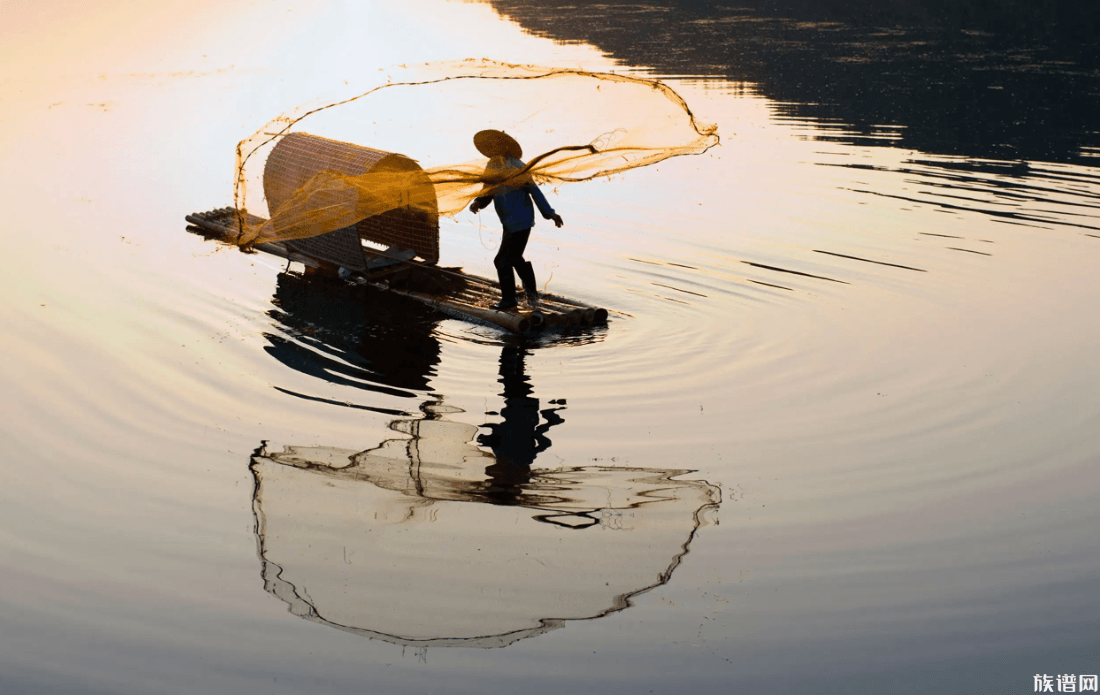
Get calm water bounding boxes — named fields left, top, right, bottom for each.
left=2, top=1, right=1098, bottom=694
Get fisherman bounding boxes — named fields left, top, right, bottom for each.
left=469, top=130, right=564, bottom=311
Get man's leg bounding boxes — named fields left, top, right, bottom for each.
left=516, top=261, right=538, bottom=305
left=506, top=229, right=537, bottom=304
left=493, top=228, right=530, bottom=309
left=493, top=251, right=517, bottom=308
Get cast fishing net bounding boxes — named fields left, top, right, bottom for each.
left=231, top=60, right=719, bottom=255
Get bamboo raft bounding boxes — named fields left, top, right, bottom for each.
left=184, top=207, right=609, bottom=334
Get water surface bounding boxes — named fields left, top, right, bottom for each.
left=1, top=1, right=1098, bottom=694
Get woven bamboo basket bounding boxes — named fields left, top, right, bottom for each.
left=264, top=132, right=440, bottom=266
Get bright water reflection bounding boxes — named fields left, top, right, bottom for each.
left=1, top=1, right=1099, bottom=694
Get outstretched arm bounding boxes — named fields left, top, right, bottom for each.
left=527, top=183, right=563, bottom=227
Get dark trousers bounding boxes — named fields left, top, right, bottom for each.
left=494, top=227, right=534, bottom=304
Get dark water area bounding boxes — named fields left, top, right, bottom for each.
left=488, top=0, right=1100, bottom=163
left=265, top=273, right=442, bottom=406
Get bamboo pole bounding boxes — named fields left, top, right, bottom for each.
left=451, top=278, right=607, bottom=325
left=379, top=285, right=533, bottom=333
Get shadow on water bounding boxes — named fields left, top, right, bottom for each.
left=485, top=0, right=1100, bottom=164
left=250, top=271, right=717, bottom=647
left=249, top=410, right=720, bottom=647
left=263, top=272, right=443, bottom=414
left=475, top=343, right=567, bottom=506
left=263, top=272, right=610, bottom=414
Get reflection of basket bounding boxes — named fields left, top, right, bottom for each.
left=253, top=454, right=718, bottom=647
left=264, top=133, right=440, bottom=265
left=250, top=420, right=720, bottom=648
left=253, top=417, right=726, bottom=646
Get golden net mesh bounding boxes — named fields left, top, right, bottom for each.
left=264, top=133, right=439, bottom=263
left=231, top=60, right=719, bottom=253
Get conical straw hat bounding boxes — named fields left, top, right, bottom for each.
left=474, top=130, right=523, bottom=159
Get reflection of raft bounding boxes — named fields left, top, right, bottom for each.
left=184, top=133, right=609, bottom=334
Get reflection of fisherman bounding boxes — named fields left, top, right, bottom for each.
left=478, top=344, right=565, bottom=505
left=469, top=130, right=564, bottom=311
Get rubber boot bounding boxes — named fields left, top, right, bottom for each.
left=517, top=261, right=539, bottom=306
left=494, top=257, right=518, bottom=311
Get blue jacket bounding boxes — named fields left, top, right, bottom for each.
left=475, top=158, right=557, bottom=233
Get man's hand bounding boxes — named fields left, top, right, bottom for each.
left=550, top=214, right=564, bottom=228
left=469, top=200, right=484, bottom=214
